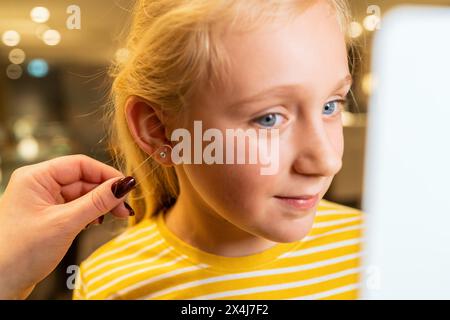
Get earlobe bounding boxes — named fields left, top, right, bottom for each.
left=155, top=144, right=174, bottom=167
left=124, top=95, right=172, bottom=166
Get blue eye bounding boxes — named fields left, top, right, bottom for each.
left=323, top=100, right=345, bottom=116
left=253, top=113, right=283, bottom=128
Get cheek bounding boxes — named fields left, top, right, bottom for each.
left=329, top=122, right=345, bottom=158
left=185, top=164, right=274, bottom=217
left=187, top=162, right=272, bottom=205
left=179, top=116, right=280, bottom=217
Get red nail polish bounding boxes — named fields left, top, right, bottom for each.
left=111, top=176, right=136, bottom=199
left=124, top=202, right=135, bottom=216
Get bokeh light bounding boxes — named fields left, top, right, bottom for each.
left=6, top=64, right=23, bottom=80
left=115, top=48, right=130, bottom=64
left=362, top=73, right=374, bottom=96
left=348, top=21, right=363, bottom=39
left=17, top=136, right=40, bottom=161
left=2, top=30, right=21, bottom=47
left=364, top=14, right=381, bottom=32
left=8, top=48, right=26, bottom=64
left=27, top=59, right=49, bottom=78
left=13, top=118, right=36, bottom=139
left=30, top=6, right=50, bottom=23
left=42, top=29, right=61, bottom=46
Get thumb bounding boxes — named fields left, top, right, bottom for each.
left=63, top=176, right=136, bottom=227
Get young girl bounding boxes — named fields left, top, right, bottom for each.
left=73, top=0, right=363, bottom=300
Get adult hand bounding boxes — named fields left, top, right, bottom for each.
left=0, top=154, right=136, bottom=299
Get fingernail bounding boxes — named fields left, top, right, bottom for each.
left=84, top=221, right=95, bottom=230
left=111, top=176, right=136, bottom=199
left=99, top=215, right=105, bottom=224
left=124, top=202, right=135, bottom=216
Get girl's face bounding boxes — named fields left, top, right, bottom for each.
left=174, top=0, right=352, bottom=243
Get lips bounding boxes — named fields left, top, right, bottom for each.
left=275, top=194, right=318, bottom=200
left=274, top=193, right=320, bottom=210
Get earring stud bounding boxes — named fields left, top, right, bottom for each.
left=157, top=144, right=172, bottom=160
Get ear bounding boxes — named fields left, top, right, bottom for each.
left=124, top=95, right=173, bottom=166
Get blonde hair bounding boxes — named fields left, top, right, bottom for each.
left=104, top=0, right=354, bottom=225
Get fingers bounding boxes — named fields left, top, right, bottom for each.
left=111, top=202, right=134, bottom=219
left=35, top=154, right=124, bottom=186
left=85, top=203, right=134, bottom=229
left=60, top=180, right=134, bottom=224
left=60, top=176, right=136, bottom=229
left=22, top=154, right=136, bottom=230
left=60, top=181, right=98, bottom=203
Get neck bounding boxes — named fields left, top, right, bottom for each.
left=164, top=190, right=278, bottom=257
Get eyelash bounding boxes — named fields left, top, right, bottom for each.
left=252, top=98, right=348, bottom=128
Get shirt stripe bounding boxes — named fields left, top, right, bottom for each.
left=73, top=199, right=364, bottom=300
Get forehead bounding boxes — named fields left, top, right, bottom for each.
left=217, top=0, right=349, bottom=103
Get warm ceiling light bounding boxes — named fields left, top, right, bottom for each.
left=115, top=48, right=130, bottom=64
left=8, top=48, right=26, bottom=64
left=17, top=136, right=39, bottom=161
left=342, top=111, right=357, bottom=127
left=362, top=73, right=374, bottom=96
left=13, top=118, right=35, bottom=139
left=2, top=30, right=21, bottom=47
left=30, top=7, right=50, bottom=23
left=348, top=21, right=363, bottom=39
left=363, top=14, right=381, bottom=32
left=42, top=29, right=61, bottom=46
left=6, top=64, right=23, bottom=80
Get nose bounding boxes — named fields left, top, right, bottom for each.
left=291, top=116, right=343, bottom=177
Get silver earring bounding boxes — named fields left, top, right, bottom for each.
left=157, top=144, right=172, bottom=161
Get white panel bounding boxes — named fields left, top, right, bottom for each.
left=362, top=6, right=450, bottom=299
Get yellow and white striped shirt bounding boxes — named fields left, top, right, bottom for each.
left=73, top=199, right=364, bottom=300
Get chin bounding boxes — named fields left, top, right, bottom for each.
left=261, top=226, right=313, bottom=243
left=263, top=213, right=316, bottom=243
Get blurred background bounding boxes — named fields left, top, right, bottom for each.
left=0, top=0, right=448, bottom=299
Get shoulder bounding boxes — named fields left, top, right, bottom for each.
left=82, top=219, right=158, bottom=265
left=74, top=217, right=169, bottom=299
left=78, top=217, right=161, bottom=279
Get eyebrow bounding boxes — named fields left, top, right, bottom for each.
left=228, top=74, right=353, bottom=109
